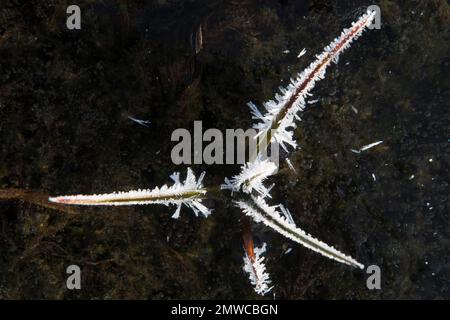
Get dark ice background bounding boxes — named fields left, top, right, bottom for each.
left=0, top=0, right=448, bottom=299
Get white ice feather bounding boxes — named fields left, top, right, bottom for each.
left=297, top=48, right=307, bottom=58
left=351, top=140, right=383, bottom=153
left=359, top=140, right=383, bottom=151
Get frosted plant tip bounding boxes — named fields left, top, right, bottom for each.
left=243, top=243, right=273, bottom=295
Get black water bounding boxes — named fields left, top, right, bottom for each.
left=0, top=0, right=448, bottom=299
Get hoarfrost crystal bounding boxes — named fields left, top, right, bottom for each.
left=221, top=158, right=277, bottom=197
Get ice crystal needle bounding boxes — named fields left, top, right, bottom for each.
left=128, top=116, right=151, bottom=127
left=351, top=140, right=383, bottom=153
left=285, top=158, right=296, bottom=173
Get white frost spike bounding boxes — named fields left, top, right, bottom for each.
left=49, top=168, right=211, bottom=219
left=235, top=197, right=364, bottom=269
left=221, top=158, right=277, bottom=197
left=297, top=48, right=307, bottom=58
left=351, top=140, right=383, bottom=153
left=285, top=158, right=296, bottom=173
left=128, top=116, right=151, bottom=127
left=360, top=140, right=383, bottom=151
left=250, top=10, right=376, bottom=154
left=278, top=204, right=295, bottom=226
left=243, top=243, right=273, bottom=295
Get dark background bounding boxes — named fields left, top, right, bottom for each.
left=0, top=0, right=448, bottom=299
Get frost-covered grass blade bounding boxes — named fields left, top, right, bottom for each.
left=235, top=196, right=364, bottom=269
left=249, top=10, right=376, bottom=156
left=49, top=168, right=211, bottom=219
